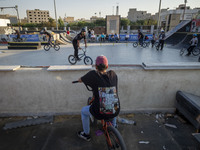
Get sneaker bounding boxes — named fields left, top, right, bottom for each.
left=77, top=131, right=91, bottom=141
left=77, top=57, right=81, bottom=61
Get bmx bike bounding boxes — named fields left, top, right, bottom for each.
left=44, top=42, right=60, bottom=51
left=72, top=81, right=127, bottom=150
left=180, top=46, right=200, bottom=56
left=132, top=41, right=147, bottom=48
left=68, top=48, right=93, bottom=65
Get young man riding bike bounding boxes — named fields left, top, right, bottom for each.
left=75, top=55, right=120, bottom=141
left=73, top=28, right=87, bottom=60
left=186, top=34, right=198, bottom=56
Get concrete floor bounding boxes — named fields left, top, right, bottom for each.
left=0, top=114, right=199, bottom=150
left=0, top=43, right=199, bottom=66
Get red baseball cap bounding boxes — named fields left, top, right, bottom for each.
left=95, top=55, right=108, bottom=67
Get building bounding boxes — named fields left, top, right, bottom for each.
left=0, top=14, right=18, bottom=24
left=20, top=17, right=28, bottom=24
left=159, top=5, right=200, bottom=31
left=63, top=17, right=74, bottom=24
left=127, top=8, right=151, bottom=22
left=26, top=9, right=50, bottom=23
left=106, top=15, right=120, bottom=34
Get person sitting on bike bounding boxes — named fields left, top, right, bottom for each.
left=75, top=55, right=120, bottom=141
left=43, top=29, right=52, bottom=45
left=73, top=28, right=87, bottom=60
left=151, top=33, right=156, bottom=48
left=138, top=29, right=144, bottom=46
left=158, top=30, right=165, bottom=50
left=186, top=34, right=198, bottom=56
left=14, top=29, right=20, bottom=41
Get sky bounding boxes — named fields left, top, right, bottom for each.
left=0, top=0, right=200, bottom=20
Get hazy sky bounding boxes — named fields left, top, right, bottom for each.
left=0, top=0, right=200, bottom=20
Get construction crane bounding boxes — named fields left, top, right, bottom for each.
left=0, top=5, right=21, bottom=31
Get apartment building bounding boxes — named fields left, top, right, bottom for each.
left=26, top=9, right=50, bottom=23
left=127, top=8, right=151, bottom=22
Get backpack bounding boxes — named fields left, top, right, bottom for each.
left=98, top=86, right=120, bottom=115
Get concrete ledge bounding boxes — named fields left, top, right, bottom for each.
left=142, top=62, right=200, bottom=70
left=0, top=65, right=20, bottom=71
left=47, top=65, right=92, bottom=71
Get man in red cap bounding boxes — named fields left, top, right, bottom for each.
left=75, top=55, right=120, bottom=141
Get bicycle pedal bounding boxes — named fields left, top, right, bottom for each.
left=95, top=130, right=103, bottom=136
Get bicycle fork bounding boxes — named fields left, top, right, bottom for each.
left=102, top=120, right=113, bottom=147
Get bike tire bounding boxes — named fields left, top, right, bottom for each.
left=192, top=47, right=200, bottom=56
left=68, top=55, right=77, bottom=65
left=106, top=126, right=127, bottom=150
left=44, top=45, right=51, bottom=51
left=84, top=56, right=93, bottom=65
left=133, top=42, right=138, bottom=48
left=54, top=44, right=60, bottom=51
left=142, top=42, right=147, bottom=48
left=180, top=48, right=185, bottom=56
left=156, top=45, right=159, bottom=51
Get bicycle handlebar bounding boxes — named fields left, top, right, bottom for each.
left=72, top=81, right=79, bottom=84
left=72, top=80, right=93, bottom=91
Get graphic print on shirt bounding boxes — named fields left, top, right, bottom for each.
left=98, top=87, right=120, bottom=115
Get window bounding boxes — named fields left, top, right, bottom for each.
left=30, top=21, right=32, bottom=22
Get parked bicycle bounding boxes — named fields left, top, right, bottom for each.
left=180, top=46, right=200, bottom=56
left=44, top=42, right=60, bottom=51
left=72, top=81, right=127, bottom=150
left=12, top=37, right=27, bottom=42
left=68, top=47, right=93, bottom=65
left=132, top=41, right=147, bottom=48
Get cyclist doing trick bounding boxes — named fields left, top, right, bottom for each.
left=42, top=29, right=53, bottom=45
left=186, top=34, right=198, bottom=56
left=74, top=55, right=120, bottom=141
left=73, top=28, right=87, bottom=60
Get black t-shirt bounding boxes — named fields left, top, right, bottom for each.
left=138, top=32, right=144, bottom=39
left=44, top=31, right=51, bottom=37
left=73, top=32, right=86, bottom=42
left=81, top=70, right=120, bottom=120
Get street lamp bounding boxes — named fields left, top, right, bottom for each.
left=156, top=0, right=162, bottom=35
left=182, top=0, right=187, bottom=20
left=54, top=0, right=58, bottom=30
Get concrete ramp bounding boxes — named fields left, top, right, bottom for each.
left=165, top=20, right=191, bottom=39
left=56, top=38, right=68, bottom=45
left=60, top=33, right=72, bottom=43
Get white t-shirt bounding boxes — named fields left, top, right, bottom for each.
left=190, top=37, right=198, bottom=46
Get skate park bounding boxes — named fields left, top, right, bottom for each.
left=0, top=7, right=200, bottom=150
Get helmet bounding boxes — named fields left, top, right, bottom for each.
left=193, top=34, right=197, bottom=37
left=81, top=28, right=86, bottom=32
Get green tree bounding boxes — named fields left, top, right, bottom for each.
left=58, top=18, right=64, bottom=27
left=120, top=18, right=130, bottom=28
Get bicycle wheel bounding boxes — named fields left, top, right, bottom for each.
left=142, top=42, right=147, bottom=48
left=84, top=56, right=93, bottom=65
left=44, top=44, right=51, bottom=51
left=68, top=55, right=77, bottom=65
left=106, top=126, right=127, bottom=150
left=54, top=44, right=60, bottom=51
left=133, top=42, right=138, bottom=48
left=156, top=45, right=159, bottom=51
left=180, top=48, right=185, bottom=56
left=192, top=47, right=200, bottom=56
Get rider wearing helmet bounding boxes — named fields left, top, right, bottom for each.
left=158, top=30, right=165, bottom=50
left=72, top=28, right=87, bottom=60
left=186, top=34, right=198, bottom=56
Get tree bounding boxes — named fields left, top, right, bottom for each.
left=48, top=18, right=56, bottom=27
left=58, top=17, right=64, bottom=27
left=120, top=18, right=130, bottom=28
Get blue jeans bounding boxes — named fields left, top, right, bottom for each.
left=81, top=105, right=117, bottom=135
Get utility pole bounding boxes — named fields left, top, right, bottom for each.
left=182, top=0, right=187, bottom=21
left=156, top=0, right=162, bottom=35
left=0, top=6, right=21, bottom=31
left=54, top=0, right=58, bottom=30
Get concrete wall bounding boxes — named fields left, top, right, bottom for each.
left=0, top=66, right=200, bottom=116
